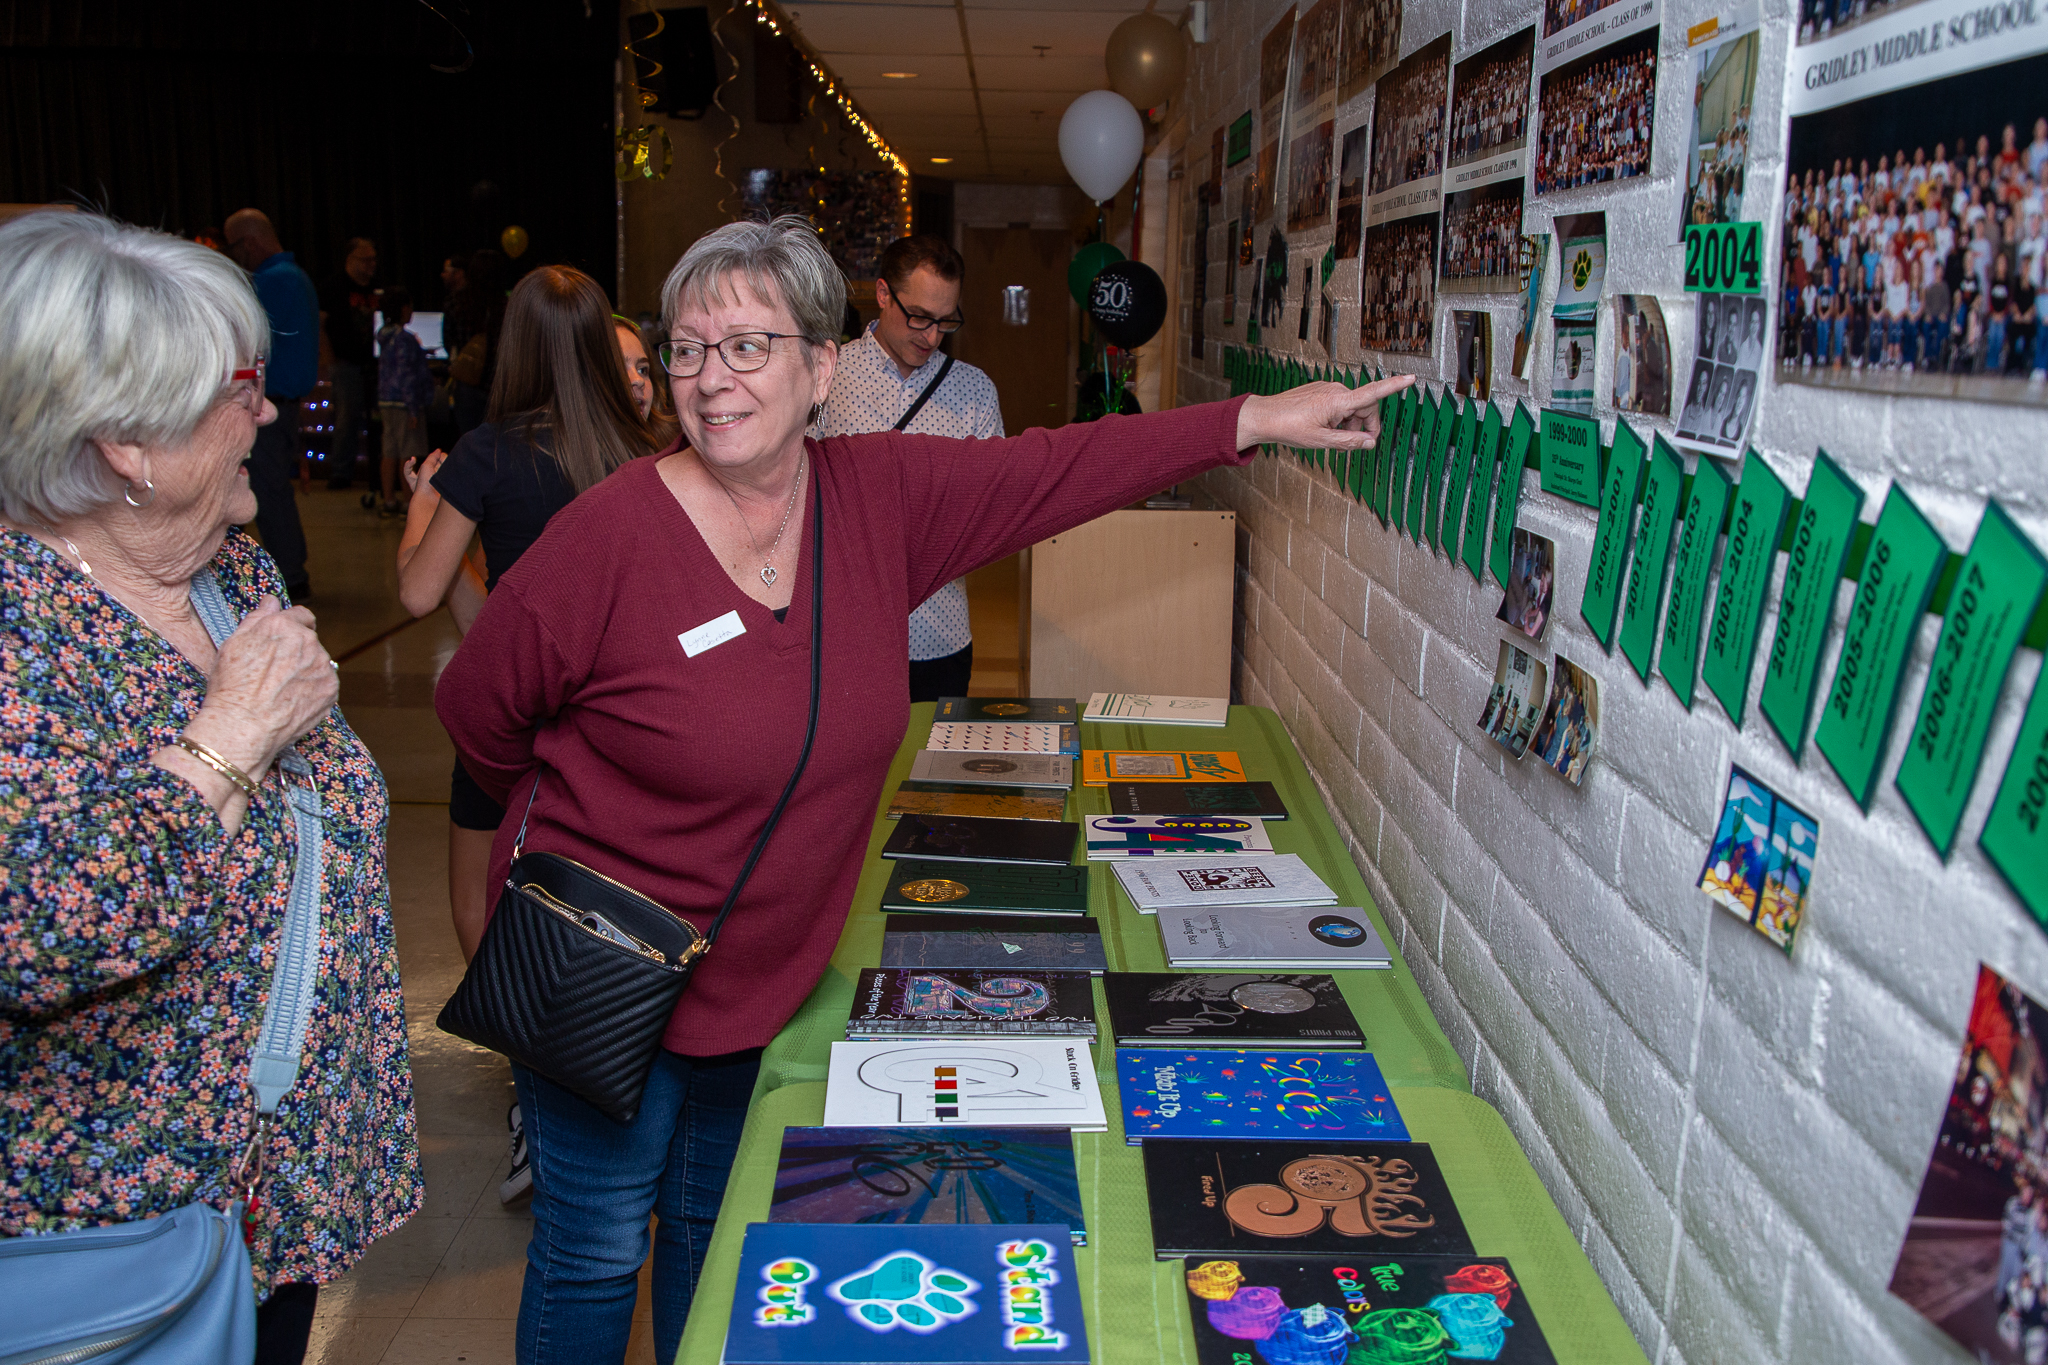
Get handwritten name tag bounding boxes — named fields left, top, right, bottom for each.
left=678, top=610, right=745, bottom=658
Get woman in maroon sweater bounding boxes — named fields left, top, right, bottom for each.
left=435, top=215, right=1410, bottom=1364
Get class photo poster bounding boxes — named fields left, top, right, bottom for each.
left=1697, top=764, right=1819, bottom=952
left=1495, top=527, right=1557, bottom=641
left=1535, top=21, right=1662, bottom=197
left=1551, top=317, right=1597, bottom=413
left=1455, top=310, right=1493, bottom=398
left=1442, top=179, right=1528, bottom=293
left=1441, top=27, right=1536, bottom=296
left=1678, top=8, right=1761, bottom=237
left=1514, top=231, right=1553, bottom=378
left=1532, top=654, right=1600, bottom=785
left=1335, top=125, right=1369, bottom=259
left=1286, top=0, right=1342, bottom=234
left=1676, top=293, right=1764, bottom=452
left=1338, top=0, right=1403, bottom=103
left=1478, top=639, right=1550, bottom=759
left=1781, top=0, right=2048, bottom=404
left=1890, top=963, right=2048, bottom=1365
left=1610, top=294, right=1674, bottom=415
left=1361, top=211, right=1441, bottom=354
left=1367, top=33, right=1453, bottom=228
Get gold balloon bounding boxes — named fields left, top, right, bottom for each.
left=500, top=225, right=529, bottom=259
left=1104, top=12, right=1186, bottom=111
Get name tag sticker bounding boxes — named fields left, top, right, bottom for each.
left=679, top=610, right=745, bottom=658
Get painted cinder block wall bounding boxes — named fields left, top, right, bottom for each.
left=1171, top=0, right=2048, bottom=1361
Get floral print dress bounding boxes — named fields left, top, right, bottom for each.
left=0, top=527, right=420, bottom=1293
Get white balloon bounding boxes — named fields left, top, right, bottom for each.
left=1058, top=90, right=1145, bottom=204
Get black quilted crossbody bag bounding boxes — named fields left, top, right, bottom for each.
left=437, top=481, right=824, bottom=1124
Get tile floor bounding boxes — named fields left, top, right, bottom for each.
left=287, top=484, right=1021, bottom=1364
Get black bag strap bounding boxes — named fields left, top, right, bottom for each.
left=508, top=462, right=825, bottom=951
left=892, top=353, right=955, bottom=432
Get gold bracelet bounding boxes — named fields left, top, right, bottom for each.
left=173, top=736, right=261, bottom=801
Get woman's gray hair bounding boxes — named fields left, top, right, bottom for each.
left=660, top=216, right=846, bottom=345
left=0, top=211, right=269, bottom=523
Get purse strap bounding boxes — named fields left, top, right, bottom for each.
left=892, top=353, right=954, bottom=432
left=189, top=571, right=326, bottom=1119
left=508, top=460, right=825, bottom=952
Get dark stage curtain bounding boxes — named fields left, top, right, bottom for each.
left=0, top=0, right=622, bottom=307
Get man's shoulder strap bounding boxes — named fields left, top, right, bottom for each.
left=893, top=353, right=956, bottom=432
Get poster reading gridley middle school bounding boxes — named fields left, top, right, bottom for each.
left=1781, top=0, right=2048, bottom=404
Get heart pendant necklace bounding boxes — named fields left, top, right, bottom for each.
left=721, top=454, right=805, bottom=590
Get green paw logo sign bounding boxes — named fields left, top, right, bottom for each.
left=1571, top=248, right=1594, bottom=292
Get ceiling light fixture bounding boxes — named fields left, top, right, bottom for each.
left=882, top=71, right=918, bottom=78
left=931, top=157, right=953, bottom=163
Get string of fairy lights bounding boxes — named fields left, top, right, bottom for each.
left=745, top=0, right=913, bottom=237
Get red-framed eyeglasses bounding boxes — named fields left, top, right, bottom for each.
left=226, top=357, right=267, bottom=415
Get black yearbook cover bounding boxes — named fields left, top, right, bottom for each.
left=880, top=914, right=1108, bottom=973
left=1105, top=781, right=1291, bottom=819
left=1141, top=1139, right=1472, bottom=1260
left=881, top=814, right=1080, bottom=866
left=1103, top=973, right=1363, bottom=1047
left=1180, top=1254, right=1556, bottom=1364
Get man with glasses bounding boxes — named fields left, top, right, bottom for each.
left=225, top=207, right=317, bottom=599
left=814, top=234, right=1001, bottom=702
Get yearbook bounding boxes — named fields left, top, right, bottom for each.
left=823, top=1039, right=1108, bottom=1132
left=885, top=782, right=1067, bottom=823
left=1083, top=692, right=1230, bottom=726
left=932, top=697, right=1079, bottom=724
left=1103, top=973, right=1363, bottom=1048
left=880, top=915, right=1108, bottom=974
left=1082, top=749, right=1249, bottom=784
left=769, top=1126, right=1085, bottom=1245
left=1161, top=908, right=1394, bottom=969
left=881, top=860, right=1090, bottom=917
left=881, top=815, right=1079, bottom=867
left=906, top=750, right=1073, bottom=790
left=1081, top=813, right=1275, bottom=860
left=1141, top=1139, right=1470, bottom=1259
left=1105, top=781, right=1290, bottom=820
left=847, top=968, right=1098, bottom=1039
left=1179, top=1254, right=1552, bottom=1363
left=722, top=1221, right=1090, bottom=1363
left=1112, top=856, right=1338, bottom=913
left=1117, top=1049, right=1408, bottom=1144
left=927, top=722, right=1079, bottom=757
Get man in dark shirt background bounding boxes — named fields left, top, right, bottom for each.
left=320, top=236, right=378, bottom=489
left=225, top=207, right=317, bottom=598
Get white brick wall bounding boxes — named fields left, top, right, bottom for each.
left=1173, top=1, right=2048, bottom=1360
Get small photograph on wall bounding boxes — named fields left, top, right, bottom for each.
left=1533, top=22, right=1661, bottom=196
left=1676, top=293, right=1764, bottom=452
left=1610, top=295, right=1674, bottom=416
left=1513, top=232, right=1552, bottom=379
left=1334, top=126, right=1369, bottom=259
left=1318, top=290, right=1337, bottom=353
left=1240, top=182, right=1257, bottom=266
left=1360, top=211, right=1441, bottom=354
left=1533, top=654, right=1600, bottom=785
left=1550, top=212, right=1607, bottom=318
left=1367, top=34, right=1453, bottom=230
left=1262, top=231, right=1291, bottom=329
left=1495, top=528, right=1556, bottom=642
left=1551, top=318, right=1597, bottom=414
left=1299, top=264, right=1315, bottom=340
left=1455, top=310, right=1493, bottom=398
left=1697, top=764, right=1819, bottom=952
left=1781, top=8, right=2048, bottom=407
left=1892, top=963, right=2048, bottom=1364
left=1441, top=180, right=1526, bottom=293
left=1224, top=221, right=1239, bottom=324
left=1478, top=639, right=1550, bottom=759
left=1338, top=0, right=1403, bottom=102
left=1677, top=9, right=1761, bottom=235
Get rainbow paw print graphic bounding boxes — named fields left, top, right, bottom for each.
left=827, top=1251, right=981, bottom=1333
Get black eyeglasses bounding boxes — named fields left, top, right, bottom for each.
left=886, top=292, right=965, bottom=335
left=657, top=332, right=809, bottom=377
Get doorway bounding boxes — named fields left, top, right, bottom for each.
left=953, top=227, right=1071, bottom=437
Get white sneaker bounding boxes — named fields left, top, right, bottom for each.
left=500, top=1103, right=532, bottom=1204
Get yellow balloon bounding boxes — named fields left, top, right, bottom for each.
left=1104, top=12, right=1186, bottom=111
left=500, top=225, right=529, bottom=259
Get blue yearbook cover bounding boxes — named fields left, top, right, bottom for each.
left=1117, top=1049, right=1409, bottom=1145
left=770, top=1126, right=1086, bottom=1245
left=724, top=1222, right=1090, bottom=1364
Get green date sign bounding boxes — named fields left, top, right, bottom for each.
left=1984, top=669, right=2048, bottom=927
left=1683, top=222, right=1763, bottom=294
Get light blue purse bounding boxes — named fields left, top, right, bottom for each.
left=0, top=572, right=326, bottom=1365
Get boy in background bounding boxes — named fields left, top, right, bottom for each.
left=375, top=285, right=434, bottom=517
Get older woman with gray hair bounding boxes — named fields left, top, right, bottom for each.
left=0, top=212, right=420, bottom=1364
left=436, top=214, right=1408, bottom=1364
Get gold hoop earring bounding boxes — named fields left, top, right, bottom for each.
left=123, top=478, right=156, bottom=509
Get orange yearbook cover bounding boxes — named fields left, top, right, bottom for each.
left=1081, top=750, right=1249, bottom=785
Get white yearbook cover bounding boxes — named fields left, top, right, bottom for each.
left=906, top=750, right=1073, bottom=789
left=1161, top=907, right=1394, bottom=969
left=1084, top=693, right=1229, bottom=726
left=926, top=722, right=1076, bottom=754
left=1111, top=855, right=1338, bottom=912
left=822, top=1040, right=1108, bottom=1132
left=1081, top=813, right=1275, bottom=860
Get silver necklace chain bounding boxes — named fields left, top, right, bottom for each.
left=29, top=519, right=170, bottom=638
left=718, top=454, right=805, bottom=588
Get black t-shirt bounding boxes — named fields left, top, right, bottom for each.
left=430, top=422, right=578, bottom=590
left=320, top=275, right=377, bottom=365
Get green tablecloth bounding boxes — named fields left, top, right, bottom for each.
left=676, top=1084, right=1650, bottom=1364
left=753, top=704, right=1469, bottom=1097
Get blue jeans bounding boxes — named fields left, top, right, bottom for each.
left=513, top=1048, right=762, bottom=1364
